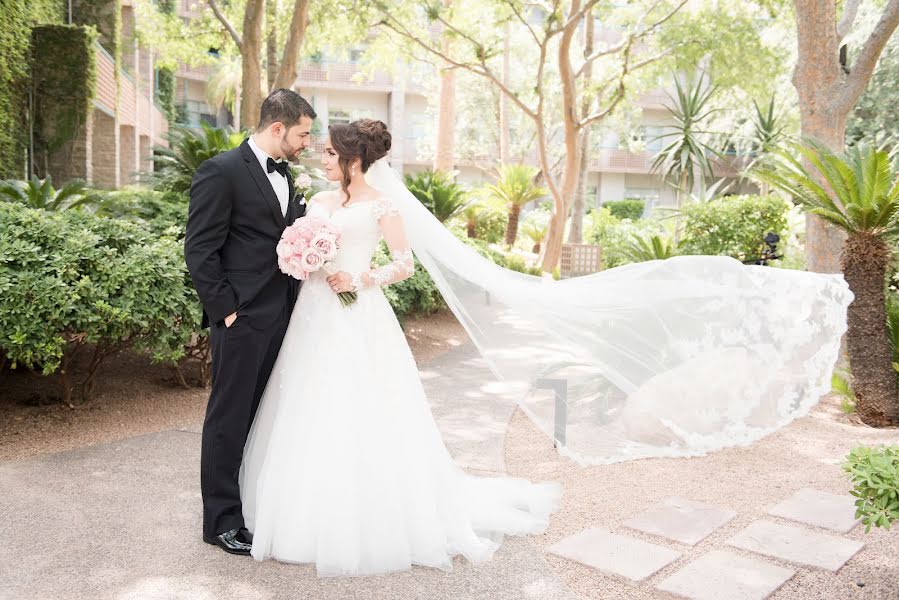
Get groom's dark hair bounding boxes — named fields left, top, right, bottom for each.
left=256, top=89, right=317, bottom=131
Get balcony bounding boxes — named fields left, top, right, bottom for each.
left=94, top=42, right=168, bottom=141
left=297, top=62, right=393, bottom=92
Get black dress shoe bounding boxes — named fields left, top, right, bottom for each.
left=203, top=527, right=252, bottom=555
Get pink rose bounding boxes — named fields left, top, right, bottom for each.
left=281, top=225, right=301, bottom=244
left=296, top=173, right=313, bottom=189
left=311, top=232, right=337, bottom=260
left=300, top=248, right=324, bottom=272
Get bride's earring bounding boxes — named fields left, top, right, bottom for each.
left=351, top=164, right=357, bottom=177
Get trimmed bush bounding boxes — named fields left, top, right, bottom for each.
left=603, top=198, right=645, bottom=220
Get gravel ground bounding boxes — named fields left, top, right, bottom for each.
left=4, top=308, right=899, bottom=600
left=504, top=396, right=899, bottom=599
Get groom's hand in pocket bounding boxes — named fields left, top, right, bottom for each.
left=224, top=312, right=238, bottom=328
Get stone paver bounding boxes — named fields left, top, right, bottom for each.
left=767, top=488, right=860, bottom=533
left=623, top=496, right=737, bottom=545
left=547, top=527, right=681, bottom=583
left=655, top=549, right=795, bottom=600
left=726, top=520, right=864, bottom=571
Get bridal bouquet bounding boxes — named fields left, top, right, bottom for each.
left=277, top=215, right=357, bottom=306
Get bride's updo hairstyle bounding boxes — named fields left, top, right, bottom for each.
left=328, top=118, right=392, bottom=205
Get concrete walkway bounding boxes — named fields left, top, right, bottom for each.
left=2, top=344, right=576, bottom=600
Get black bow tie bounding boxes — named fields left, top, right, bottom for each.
left=266, top=157, right=289, bottom=177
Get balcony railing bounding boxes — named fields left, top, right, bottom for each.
left=298, top=62, right=392, bottom=89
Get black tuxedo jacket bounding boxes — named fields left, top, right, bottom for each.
left=185, top=140, right=305, bottom=329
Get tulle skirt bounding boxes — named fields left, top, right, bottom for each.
left=239, top=273, right=560, bottom=576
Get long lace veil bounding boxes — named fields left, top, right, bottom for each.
left=365, top=158, right=853, bottom=465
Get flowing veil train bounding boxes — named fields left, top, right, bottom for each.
left=364, top=158, right=854, bottom=465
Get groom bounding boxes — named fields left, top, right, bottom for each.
left=185, top=89, right=316, bottom=555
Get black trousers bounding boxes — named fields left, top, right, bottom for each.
left=201, top=308, right=289, bottom=538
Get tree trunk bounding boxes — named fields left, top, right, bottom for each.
left=498, top=21, right=511, bottom=164
left=240, top=0, right=265, bottom=129
left=568, top=127, right=591, bottom=243
left=467, top=220, right=476, bottom=238
left=504, top=204, right=521, bottom=246
left=842, top=234, right=899, bottom=425
left=434, top=1, right=456, bottom=173
left=539, top=0, right=584, bottom=272
left=266, top=0, right=278, bottom=90
left=791, top=0, right=899, bottom=273
left=568, top=10, right=595, bottom=245
left=273, top=0, right=310, bottom=90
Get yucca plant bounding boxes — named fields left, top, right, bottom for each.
left=150, top=123, right=245, bottom=194
left=650, top=73, right=722, bottom=211
left=404, top=169, right=469, bottom=223
left=616, top=233, right=676, bottom=264
left=0, top=176, right=94, bottom=211
left=750, top=94, right=789, bottom=195
left=754, top=141, right=899, bottom=426
left=485, top=163, right=547, bottom=246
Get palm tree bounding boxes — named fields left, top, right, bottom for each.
left=461, top=199, right=495, bottom=238
left=754, top=141, right=899, bottom=426
left=206, top=54, right=242, bottom=130
left=485, top=164, right=547, bottom=246
left=403, top=170, right=469, bottom=223
left=650, top=73, right=722, bottom=213
left=150, top=123, right=245, bottom=194
left=616, top=233, right=675, bottom=264
left=0, top=176, right=93, bottom=211
left=521, top=217, right=549, bottom=253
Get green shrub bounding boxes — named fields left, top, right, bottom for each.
left=678, top=194, right=790, bottom=261
left=374, top=241, right=444, bottom=320
left=0, top=203, right=200, bottom=404
left=584, top=207, right=665, bottom=269
left=844, top=445, right=899, bottom=532
left=603, top=198, right=645, bottom=220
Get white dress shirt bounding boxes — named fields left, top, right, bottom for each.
left=248, top=135, right=289, bottom=217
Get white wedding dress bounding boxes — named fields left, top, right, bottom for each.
left=240, top=195, right=561, bottom=576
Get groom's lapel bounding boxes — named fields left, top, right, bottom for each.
left=240, top=140, right=287, bottom=229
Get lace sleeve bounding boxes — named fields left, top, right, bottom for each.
left=351, top=197, right=414, bottom=290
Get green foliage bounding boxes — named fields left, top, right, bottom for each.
left=753, top=141, right=899, bottom=239
left=485, top=164, right=547, bottom=209
left=374, top=241, right=444, bottom=320
left=616, top=234, right=676, bottom=264
left=844, top=445, right=899, bottom=532
left=751, top=94, right=788, bottom=155
left=155, top=66, right=176, bottom=123
left=0, top=176, right=95, bottom=211
left=30, top=25, right=97, bottom=173
left=831, top=369, right=856, bottom=414
left=650, top=73, right=721, bottom=200
left=520, top=210, right=549, bottom=252
left=403, top=170, right=469, bottom=223
left=150, top=123, right=244, bottom=194
left=0, top=202, right=199, bottom=404
left=678, top=194, right=790, bottom=261
left=584, top=207, right=665, bottom=269
left=847, top=39, right=899, bottom=148
left=604, top=199, right=645, bottom=221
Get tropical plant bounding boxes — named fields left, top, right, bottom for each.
left=0, top=176, right=94, bottom=211
left=206, top=54, right=242, bottom=129
left=616, top=234, right=675, bottom=263
left=150, top=123, right=245, bottom=194
left=460, top=199, right=496, bottom=239
left=485, top=164, right=547, bottom=246
left=754, top=141, right=899, bottom=426
left=844, top=445, right=899, bottom=532
left=750, top=94, right=789, bottom=195
left=521, top=212, right=550, bottom=254
left=604, top=199, right=645, bottom=221
left=403, top=169, right=469, bottom=223
left=650, top=73, right=722, bottom=213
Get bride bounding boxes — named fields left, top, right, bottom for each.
left=240, top=117, right=852, bottom=575
left=240, top=119, right=561, bottom=576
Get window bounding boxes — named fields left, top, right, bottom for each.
left=329, top=110, right=350, bottom=126
left=178, top=100, right=215, bottom=128
left=643, top=126, right=664, bottom=152
left=405, top=114, right=427, bottom=139
left=624, top=187, right=659, bottom=216
left=349, top=49, right=365, bottom=63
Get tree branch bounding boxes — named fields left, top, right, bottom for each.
left=208, top=0, right=242, bottom=49
left=841, top=0, right=899, bottom=113
left=378, top=15, right=539, bottom=120
left=837, top=0, right=863, bottom=40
